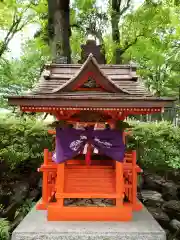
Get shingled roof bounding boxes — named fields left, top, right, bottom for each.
left=32, top=54, right=151, bottom=97
left=8, top=53, right=175, bottom=109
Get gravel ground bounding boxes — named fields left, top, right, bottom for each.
left=64, top=198, right=115, bottom=206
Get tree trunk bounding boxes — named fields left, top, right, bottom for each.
left=110, top=0, right=134, bottom=64
left=111, top=0, right=121, bottom=64
left=111, top=0, right=120, bottom=44
left=47, top=0, right=71, bottom=63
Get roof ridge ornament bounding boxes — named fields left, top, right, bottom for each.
left=129, top=60, right=137, bottom=71
left=88, top=53, right=94, bottom=57
left=43, top=69, right=51, bottom=80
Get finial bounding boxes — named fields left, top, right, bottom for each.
left=88, top=53, right=94, bottom=58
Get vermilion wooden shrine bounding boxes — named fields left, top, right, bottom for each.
left=8, top=40, right=174, bottom=221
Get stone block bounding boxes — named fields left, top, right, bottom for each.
left=11, top=205, right=166, bottom=240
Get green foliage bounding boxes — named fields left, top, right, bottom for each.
left=70, top=0, right=108, bottom=62
left=15, top=199, right=36, bottom=218
left=122, top=1, right=180, bottom=97
left=0, top=0, right=39, bottom=58
left=72, top=0, right=108, bottom=40
left=0, top=204, right=5, bottom=211
left=1, top=0, right=180, bottom=175
left=116, top=120, right=132, bottom=129
left=1, top=0, right=180, bottom=101
left=127, top=121, right=180, bottom=171
left=103, top=35, right=116, bottom=64
left=0, top=114, right=52, bottom=171
left=0, top=218, right=10, bottom=240
left=0, top=114, right=180, bottom=173
left=70, top=30, right=85, bottom=63
left=0, top=38, right=50, bottom=107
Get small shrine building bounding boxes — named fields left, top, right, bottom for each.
left=7, top=40, right=175, bottom=221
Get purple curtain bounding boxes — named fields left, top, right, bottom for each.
left=53, top=127, right=125, bottom=163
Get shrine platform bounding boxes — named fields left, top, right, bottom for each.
left=11, top=204, right=166, bottom=240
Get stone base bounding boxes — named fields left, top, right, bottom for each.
left=11, top=205, right=166, bottom=240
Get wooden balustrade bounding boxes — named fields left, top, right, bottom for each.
left=36, top=149, right=57, bottom=210
left=36, top=128, right=142, bottom=220
left=36, top=147, right=143, bottom=219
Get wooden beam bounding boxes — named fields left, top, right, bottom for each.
left=55, top=193, right=120, bottom=198
left=10, top=97, right=173, bottom=109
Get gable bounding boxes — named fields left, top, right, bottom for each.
left=73, top=71, right=108, bottom=92
left=52, top=54, right=129, bottom=94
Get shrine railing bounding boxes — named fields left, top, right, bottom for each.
left=36, top=127, right=142, bottom=210
left=37, top=148, right=142, bottom=211
left=37, top=149, right=57, bottom=209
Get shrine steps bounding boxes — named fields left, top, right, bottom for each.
left=47, top=164, right=132, bottom=221
left=36, top=150, right=143, bottom=221
left=64, top=165, right=116, bottom=193
left=47, top=203, right=132, bottom=221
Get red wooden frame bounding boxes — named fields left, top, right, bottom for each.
left=20, top=106, right=162, bottom=116
left=36, top=129, right=143, bottom=221
left=36, top=149, right=142, bottom=221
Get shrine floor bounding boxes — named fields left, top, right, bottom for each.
left=11, top=202, right=166, bottom=240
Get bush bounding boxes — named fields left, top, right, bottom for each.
left=0, top=115, right=180, bottom=174
left=0, top=114, right=52, bottom=172
left=0, top=218, right=10, bottom=240
left=15, top=199, right=36, bottom=218
left=127, top=121, right=180, bottom=171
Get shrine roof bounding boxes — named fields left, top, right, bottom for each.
left=7, top=54, right=175, bottom=109
left=31, top=54, right=151, bottom=96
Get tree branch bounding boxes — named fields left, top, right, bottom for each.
left=2, top=10, right=19, bottom=44
left=43, top=113, right=49, bottom=120
left=120, top=0, right=131, bottom=16
left=71, top=23, right=81, bottom=29
left=121, top=34, right=144, bottom=55
left=0, top=3, right=34, bottom=58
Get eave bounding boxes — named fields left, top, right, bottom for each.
left=8, top=95, right=175, bottom=109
